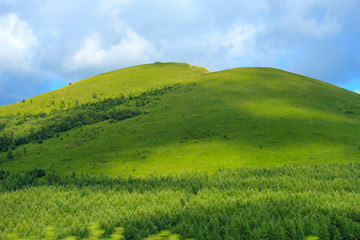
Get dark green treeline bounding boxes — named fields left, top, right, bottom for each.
left=0, top=84, right=184, bottom=153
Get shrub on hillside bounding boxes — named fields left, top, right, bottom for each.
left=0, top=169, right=9, bottom=180
left=6, top=150, right=14, bottom=160
left=27, top=168, right=46, bottom=178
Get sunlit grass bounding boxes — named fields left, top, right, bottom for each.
left=1, top=65, right=360, bottom=176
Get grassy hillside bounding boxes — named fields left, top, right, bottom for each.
left=0, top=64, right=360, bottom=176
left=0, top=62, right=209, bottom=115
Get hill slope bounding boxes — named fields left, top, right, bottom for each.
left=0, top=62, right=209, bottom=115
left=0, top=64, right=359, bottom=176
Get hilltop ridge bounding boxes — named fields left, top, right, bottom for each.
left=0, top=62, right=209, bottom=115
left=0, top=63, right=359, bottom=176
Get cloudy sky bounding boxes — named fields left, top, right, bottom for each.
left=0, top=0, right=359, bottom=106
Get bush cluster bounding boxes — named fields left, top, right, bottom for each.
left=0, top=83, right=181, bottom=153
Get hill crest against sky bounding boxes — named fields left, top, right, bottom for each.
left=0, top=1, right=359, bottom=107
left=0, top=62, right=359, bottom=175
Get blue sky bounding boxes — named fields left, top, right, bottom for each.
left=0, top=0, right=359, bottom=106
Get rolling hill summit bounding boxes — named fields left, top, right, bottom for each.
left=0, top=62, right=359, bottom=176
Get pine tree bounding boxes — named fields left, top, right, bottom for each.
left=319, top=221, right=330, bottom=240
left=333, top=228, right=341, bottom=240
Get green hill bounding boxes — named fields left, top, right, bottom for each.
left=0, top=62, right=209, bottom=115
left=0, top=63, right=359, bottom=176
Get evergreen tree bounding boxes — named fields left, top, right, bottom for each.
left=333, top=228, right=341, bottom=240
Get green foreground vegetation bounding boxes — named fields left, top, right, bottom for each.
left=1, top=63, right=360, bottom=239
left=5, top=224, right=182, bottom=240
left=1, top=164, right=360, bottom=239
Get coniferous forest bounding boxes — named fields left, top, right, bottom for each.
left=1, top=163, right=360, bottom=240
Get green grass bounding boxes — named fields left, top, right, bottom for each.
left=0, top=64, right=360, bottom=176
left=0, top=62, right=209, bottom=115
left=1, top=63, right=360, bottom=240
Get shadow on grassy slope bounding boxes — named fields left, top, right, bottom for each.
left=1, top=67, right=359, bottom=175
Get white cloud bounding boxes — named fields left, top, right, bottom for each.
left=355, top=89, right=360, bottom=94
left=276, top=0, right=342, bottom=38
left=202, top=23, right=260, bottom=57
left=63, top=28, right=159, bottom=72
left=222, top=24, right=260, bottom=56
left=0, top=14, right=38, bottom=71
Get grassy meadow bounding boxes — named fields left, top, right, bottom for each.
left=1, top=62, right=360, bottom=239
left=0, top=62, right=209, bottom=116
left=0, top=64, right=359, bottom=176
